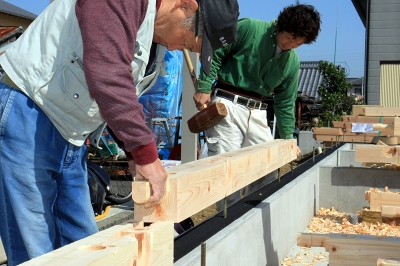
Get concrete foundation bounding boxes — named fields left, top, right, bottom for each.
left=175, top=143, right=398, bottom=266
left=2, top=143, right=396, bottom=266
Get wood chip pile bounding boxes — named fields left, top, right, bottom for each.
left=281, top=206, right=400, bottom=265
left=281, top=247, right=328, bottom=266
left=308, top=207, right=400, bottom=236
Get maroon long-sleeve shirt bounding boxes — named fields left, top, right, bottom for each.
left=76, top=0, right=158, bottom=165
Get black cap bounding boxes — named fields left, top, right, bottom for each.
left=199, top=0, right=239, bottom=75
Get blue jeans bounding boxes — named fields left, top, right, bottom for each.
left=0, top=82, right=98, bottom=265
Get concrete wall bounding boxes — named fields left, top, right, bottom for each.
left=176, top=145, right=353, bottom=266
left=176, top=143, right=393, bottom=265
left=320, top=166, right=400, bottom=213
left=176, top=167, right=321, bottom=266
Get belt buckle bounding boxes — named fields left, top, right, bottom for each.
left=246, top=98, right=259, bottom=110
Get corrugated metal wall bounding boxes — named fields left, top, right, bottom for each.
left=367, top=1, right=400, bottom=105
left=380, top=63, right=400, bottom=107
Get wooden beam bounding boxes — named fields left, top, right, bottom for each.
left=132, top=139, right=297, bottom=223
left=373, top=118, right=400, bottom=136
left=328, top=234, right=400, bottom=266
left=314, top=134, right=375, bottom=143
left=342, top=116, right=395, bottom=124
left=332, top=121, right=345, bottom=128
left=344, top=131, right=380, bottom=137
left=20, top=221, right=174, bottom=266
left=131, top=182, right=151, bottom=204
left=344, top=122, right=352, bottom=132
left=355, top=145, right=400, bottom=164
left=377, top=258, right=400, bottom=266
left=297, top=233, right=327, bottom=248
left=352, top=105, right=382, bottom=116
left=366, top=190, right=400, bottom=212
left=297, top=233, right=400, bottom=266
left=312, top=127, right=344, bottom=135
left=381, top=206, right=400, bottom=218
left=363, top=107, right=400, bottom=117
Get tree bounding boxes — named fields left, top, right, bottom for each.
left=317, top=60, right=358, bottom=127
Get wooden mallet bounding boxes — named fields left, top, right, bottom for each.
left=183, top=49, right=227, bottom=133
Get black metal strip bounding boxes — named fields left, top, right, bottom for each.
left=174, top=143, right=343, bottom=262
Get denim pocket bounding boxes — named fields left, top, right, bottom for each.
left=0, top=84, right=14, bottom=135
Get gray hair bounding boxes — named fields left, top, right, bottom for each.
left=182, top=9, right=204, bottom=37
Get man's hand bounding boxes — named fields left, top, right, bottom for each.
left=296, top=145, right=301, bottom=156
left=133, top=159, right=168, bottom=208
left=193, top=92, right=211, bottom=110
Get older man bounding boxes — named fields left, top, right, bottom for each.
left=0, top=0, right=239, bottom=264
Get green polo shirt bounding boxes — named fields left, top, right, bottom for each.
left=198, top=18, right=300, bottom=139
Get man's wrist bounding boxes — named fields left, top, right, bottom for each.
left=131, top=141, right=158, bottom=165
left=197, top=80, right=213, bottom=94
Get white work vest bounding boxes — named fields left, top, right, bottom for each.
left=0, top=0, right=166, bottom=146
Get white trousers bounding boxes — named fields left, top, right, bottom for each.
left=205, top=91, right=277, bottom=211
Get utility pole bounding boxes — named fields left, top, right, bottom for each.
left=333, top=0, right=338, bottom=65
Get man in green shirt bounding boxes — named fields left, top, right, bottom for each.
left=194, top=4, right=321, bottom=209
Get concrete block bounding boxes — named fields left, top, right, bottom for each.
left=319, top=166, right=337, bottom=210
left=298, top=131, right=323, bottom=155
left=338, top=150, right=363, bottom=167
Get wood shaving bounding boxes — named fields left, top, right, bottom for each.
left=371, top=163, right=400, bottom=170
left=281, top=207, right=400, bottom=265
left=281, top=247, right=329, bottom=266
left=368, top=187, right=400, bottom=194
left=308, top=207, right=400, bottom=236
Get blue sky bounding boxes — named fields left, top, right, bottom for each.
left=9, top=0, right=365, bottom=77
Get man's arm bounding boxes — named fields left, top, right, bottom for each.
left=195, top=38, right=237, bottom=108
left=272, top=63, right=299, bottom=140
left=76, top=0, right=166, bottom=206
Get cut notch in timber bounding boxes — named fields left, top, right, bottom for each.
left=365, top=188, right=400, bottom=218
left=20, top=221, right=174, bottom=266
left=132, top=139, right=297, bottom=223
left=355, top=145, right=400, bottom=164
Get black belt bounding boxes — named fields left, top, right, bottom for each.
left=214, top=81, right=264, bottom=99
left=214, top=89, right=268, bottom=110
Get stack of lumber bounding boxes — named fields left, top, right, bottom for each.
left=313, top=105, right=400, bottom=144
left=365, top=187, right=400, bottom=218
